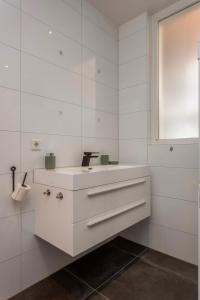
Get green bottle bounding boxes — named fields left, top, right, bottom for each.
left=45, top=153, right=56, bottom=169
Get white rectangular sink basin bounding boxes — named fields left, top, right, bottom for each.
left=34, top=164, right=149, bottom=190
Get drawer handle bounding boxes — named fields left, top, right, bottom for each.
left=87, top=178, right=146, bottom=197
left=87, top=200, right=146, bottom=227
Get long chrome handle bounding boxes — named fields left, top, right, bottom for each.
left=87, top=178, right=146, bottom=197
left=87, top=199, right=146, bottom=227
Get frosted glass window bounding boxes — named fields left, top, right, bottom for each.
left=158, top=4, right=200, bottom=139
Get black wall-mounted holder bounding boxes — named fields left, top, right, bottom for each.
left=10, top=166, right=16, bottom=192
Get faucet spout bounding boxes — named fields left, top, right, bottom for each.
left=82, top=152, right=99, bottom=167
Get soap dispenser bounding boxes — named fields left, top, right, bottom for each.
left=45, top=153, right=56, bottom=169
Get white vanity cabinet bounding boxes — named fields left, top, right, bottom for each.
left=34, top=165, right=151, bottom=257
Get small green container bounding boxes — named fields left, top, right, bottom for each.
left=100, top=154, right=109, bottom=165
left=45, top=153, right=56, bottom=169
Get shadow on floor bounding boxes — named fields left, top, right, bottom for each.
left=10, top=237, right=198, bottom=300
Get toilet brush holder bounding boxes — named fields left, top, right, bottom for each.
left=11, top=182, right=31, bottom=202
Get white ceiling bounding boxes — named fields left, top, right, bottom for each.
left=88, top=0, right=180, bottom=25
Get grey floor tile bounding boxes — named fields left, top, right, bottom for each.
left=66, top=244, right=135, bottom=289
left=9, top=269, right=94, bottom=300
left=98, top=260, right=198, bottom=300
left=86, top=292, right=109, bottom=300
left=141, top=249, right=198, bottom=283
left=109, top=237, right=147, bottom=257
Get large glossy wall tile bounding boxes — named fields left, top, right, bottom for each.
left=119, top=84, right=148, bottom=114
left=0, top=257, right=21, bottom=300
left=83, top=18, right=118, bottom=64
left=0, top=0, right=20, bottom=49
left=0, top=43, right=20, bottom=90
left=0, top=215, right=21, bottom=263
left=21, top=0, right=82, bottom=42
left=21, top=93, right=82, bottom=136
left=151, top=166, right=198, bottom=202
left=21, top=52, right=82, bottom=105
left=83, top=78, right=118, bottom=113
left=0, top=87, right=20, bottom=131
left=83, top=108, right=118, bottom=139
left=0, top=131, right=20, bottom=174
left=21, top=13, right=82, bottom=74
left=83, top=48, right=118, bottom=89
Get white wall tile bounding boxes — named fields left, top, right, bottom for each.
left=0, top=87, right=20, bottom=131
left=119, top=13, right=147, bottom=40
left=119, top=56, right=147, bottom=89
left=21, top=93, right=82, bottom=136
left=148, top=143, right=198, bottom=169
left=83, top=108, right=118, bottom=139
left=0, top=174, right=20, bottom=218
left=83, top=48, right=118, bottom=89
left=119, top=84, right=148, bottom=114
left=63, top=0, right=82, bottom=14
left=0, top=43, right=20, bottom=90
left=0, top=215, right=21, bottom=262
left=22, top=211, right=41, bottom=252
left=21, top=133, right=82, bottom=171
left=121, top=219, right=150, bottom=247
left=83, top=0, right=118, bottom=39
left=4, top=0, right=21, bottom=8
left=83, top=137, right=118, bottom=165
left=83, top=18, right=118, bottom=64
left=119, top=29, right=147, bottom=64
left=22, top=13, right=82, bottom=74
left=0, top=0, right=20, bottom=49
left=21, top=52, right=82, bottom=105
left=0, top=131, right=20, bottom=174
left=119, top=139, right=148, bottom=164
left=119, top=112, right=148, bottom=139
left=0, top=257, right=21, bottom=300
left=151, top=196, right=195, bottom=234
left=22, top=243, right=73, bottom=290
left=151, top=166, right=198, bottom=202
left=21, top=171, right=35, bottom=213
left=148, top=223, right=196, bottom=264
left=83, top=78, right=118, bottom=113
left=22, top=0, right=82, bottom=42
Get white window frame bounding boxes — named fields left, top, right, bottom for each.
left=151, top=0, right=200, bottom=145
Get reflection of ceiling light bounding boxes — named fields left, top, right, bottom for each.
left=48, top=30, right=52, bottom=35
left=4, top=65, right=8, bottom=69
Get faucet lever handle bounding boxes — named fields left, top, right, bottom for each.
left=84, top=152, right=99, bottom=156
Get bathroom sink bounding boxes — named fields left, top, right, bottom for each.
left=34, top=164, right=149, bottom=190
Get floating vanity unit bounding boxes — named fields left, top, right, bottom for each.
left=34, top=165, right=151, bottom=257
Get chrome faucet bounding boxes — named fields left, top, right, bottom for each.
left=82, top=152, right=99, bottom=167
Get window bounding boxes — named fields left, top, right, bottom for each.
left=156, top=3, right=200, bottom=140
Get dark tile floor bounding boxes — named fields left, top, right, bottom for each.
left=10, top=237, right=198, bottom=300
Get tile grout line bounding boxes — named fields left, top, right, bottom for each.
left=94, top=256, right=139, bottom=292
left=63, top=249, right=140, bottom=299
left=141, top=257, right=198, bottom=285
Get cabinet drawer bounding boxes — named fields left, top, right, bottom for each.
left=73, top=196, right=150, bottom=256
left=73, top=177, right=150, bottom=223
